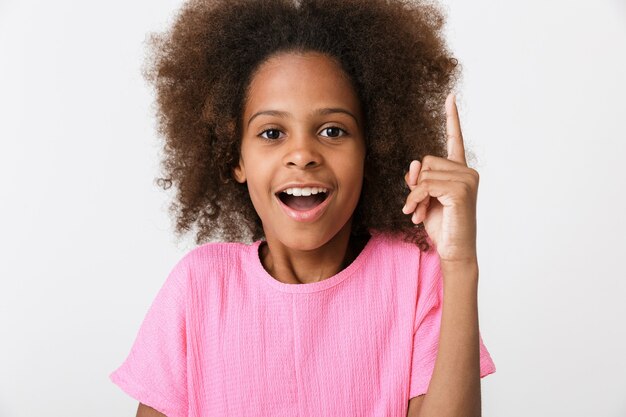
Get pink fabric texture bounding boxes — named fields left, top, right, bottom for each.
left=110, top=230, right=496, bottom=416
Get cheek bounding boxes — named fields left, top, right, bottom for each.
left=344, top=145, right=366, bottom=180
left=244, top=162, right=273, bottom=205
left=337, top=154, right=365, bottom=198
left=244, top=181, right=270, bottom=222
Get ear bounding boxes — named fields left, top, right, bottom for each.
left=232, top=157, right=246, bottom=184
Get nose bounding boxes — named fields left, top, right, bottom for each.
left=282, top=134, right=322, bottom=169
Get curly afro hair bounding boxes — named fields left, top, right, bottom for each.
left=142, top=0, right=461, bottom=251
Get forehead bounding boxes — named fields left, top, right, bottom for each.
left=243, top=52, right=361, bottom=116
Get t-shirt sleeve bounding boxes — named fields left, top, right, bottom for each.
left=408, top=247, right=496, bottom=399
left=109, top=255, right=189, bottom=417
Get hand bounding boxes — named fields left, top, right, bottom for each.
left=402, top=93, right=479, bottom=264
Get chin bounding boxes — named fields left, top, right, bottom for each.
left=268, top=219, right=353, bottom=252
left=279, top=231, right=333, bottom=252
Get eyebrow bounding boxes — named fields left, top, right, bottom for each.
left=247, top=108, right=360, bottom=129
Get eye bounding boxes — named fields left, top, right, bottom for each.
left=258, top=128, right=284, bottom=141
left=257, top=126, right=348, bottom=142
left=320, top=126, right=348, bottom=138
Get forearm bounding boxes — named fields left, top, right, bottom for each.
left=417, top=260, right=481, bottom=417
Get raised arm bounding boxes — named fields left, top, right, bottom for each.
left=402, top=93, right=484, bottom=417
left=413, top=261, right=482, bottom=417
left=407, top=394, right=425, bottom=417
left=136, top=403, right=168, bottom=417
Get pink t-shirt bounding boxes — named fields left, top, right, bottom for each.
left=109, top=230, right=496, bottom=417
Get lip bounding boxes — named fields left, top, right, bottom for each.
left=274, top=189, right=333, bottom=223
left=274, top=183, right=333, bottom=194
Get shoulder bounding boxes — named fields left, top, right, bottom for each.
left=369, top=229, right=425, bottom=260
left=189, top=239, right=247, bottom=255
left=369, top=230, right=441, bottom=287
left=170, top=240, right=256, bottom=284
left=374, top=230, right=439, bottom=267
left=358, top=231, right=425, bottom=282
left=161, top=241, right=254, bottom=298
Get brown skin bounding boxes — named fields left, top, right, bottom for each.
left=405, top=265, right=481, bottom=417
left=408, top=395, right=425, bottom=417
left=135, top=0, right=484, bottom=413
left=403, top=94, right=483, bottom=417
left=134, top=94, right=482, bottom=417
left=422, top=262, right=481, bottom=417
left=233, top=51, right=367, bottom=283
left=136, top=403, right=166, bottom=417
left=143, top=0, right=461, bottom=250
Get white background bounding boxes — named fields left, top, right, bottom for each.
left=1, top=0, right=625, bottom=416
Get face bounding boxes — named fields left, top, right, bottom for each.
left=233, top=51, right=366, bottom=251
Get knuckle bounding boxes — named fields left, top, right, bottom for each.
left=465, top=171, right=478, bottom=186
left=459, top=181, right=473, bottom=196
left=408, top=187, right=422, bottom=202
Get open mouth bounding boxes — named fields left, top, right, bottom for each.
left=276, top=191, right=329, bottom=211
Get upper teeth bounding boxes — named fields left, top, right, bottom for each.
left=282, top=187, right=328, bottom=196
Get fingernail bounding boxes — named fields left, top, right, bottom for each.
left=402, top=204, right=407, bottom=214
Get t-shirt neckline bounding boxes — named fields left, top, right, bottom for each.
left=247, top=231, right=380, bottom=293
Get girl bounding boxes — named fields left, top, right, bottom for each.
left=109, top=0, right=496, bottom=416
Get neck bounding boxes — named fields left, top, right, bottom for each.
left=260, top=222, right=369, bottom=285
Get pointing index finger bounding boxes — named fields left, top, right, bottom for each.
left=445, top=93, right=467, bottom=166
